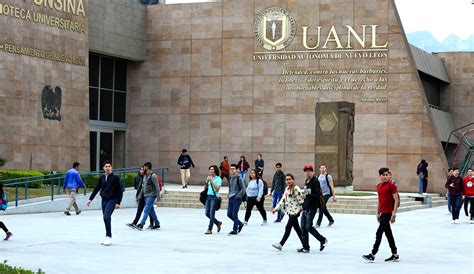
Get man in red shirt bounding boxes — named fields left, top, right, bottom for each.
left=220, top=156, right=230, bottom=184
left=363, top=167, right=399, bottom=262
left=463, top=168, right=474, bottom=223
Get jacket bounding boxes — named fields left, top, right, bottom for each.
left=275, top=186, right=303, bottom=216
left=63, top=168, right=86, bottom=189
left=302, top=175, right=323, bottom=210
left=89, top=172, right=123, bottom=204
left=271, top=171, right=285, bottom=193
left=139, top=172, right=160, bottom=198
left=237, top=160, right=250, bottom=172
left=445, top=176, right=464, bottom=196
left=228, top=175, right=246, bottom=199
left=134, top=172, right=144, bottom=198
left=178, top=155, right=195, bottom=169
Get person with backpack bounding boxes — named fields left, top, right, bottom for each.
left=271, top=163, right=286, bottom=223
left=271, top=173, right=304, bottom=251
left=0, top=183, right=13, bottom=241
left=244, top=169, right=268, bottom=226
left=255, top=153, right=264, bottom=177
left=315, top=165, right=336, bottom=228
left=227, top=164, right=246, bottom=235
left=416, top=159, right=428, bottom=194
left=126, top=166, right=155, bottom=229
left=135, top=162, right=161, bottom=230
left=178, top=149, right=195, bottom=189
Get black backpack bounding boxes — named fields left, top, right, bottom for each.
left=324, top=174, right=333, bottom=197
left=257, top=179, right=269, bottom=196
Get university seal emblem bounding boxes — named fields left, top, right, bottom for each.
left=41, top=86, right=62, bottom=121
left=254, top=7, right=296, bottom=51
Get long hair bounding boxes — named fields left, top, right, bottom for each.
left=250, top=169, right=260, bottom=180
left=285, top=173, right=296, bottom=195
left=209, top=165, right=220, bottom=176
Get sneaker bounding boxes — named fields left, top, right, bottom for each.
left=296, top=247, right=310, bottom=253
left=328, top=221, right=334, bottom=227
left=451, top=220, right=456, bottom=224
left=272, top=243, right=282, bottom=251
left=362, top=254, right=375, bottom=262
left=470, top=220, right=474, bottom=224
left=314, top=223, right=321, bottom=228
left=76, top=210, right=82, bottom=215
left=126, top=223, right=136, bottom=229
left=205, top=229, right=212, bottom=235
left=273, top=219, right=281, bottom=223
left=4, top=232, right=12, bottom=241
left=384, top=254, right=400, bottom=262
left=454, top=219, right=459, bottom=224
left=243, top=221, right=248, bottom=226
left=64, top=211, right=71, bottom=216
left=182, top=185, right=185, bottom=189
left=135, top=224, right=144, bottom=231
left=238, top=223, right=244, bottom=233
left=261, top=220, right=268, bottom=226
left=320, top=238, right=328, bottom=251
left=228, top=231, right=238, bottom=236
left=147, top=225, right=154, bottom=230
left=102, top=237, right=112, bottom=246
left=150, top=224, right=161, bottom=230
left=216, top=221, right=222, bottom=232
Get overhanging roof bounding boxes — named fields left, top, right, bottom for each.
left=410, top=45, right=450, bottom=83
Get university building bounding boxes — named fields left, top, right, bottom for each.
left=0, top=0, right=472, bottom=193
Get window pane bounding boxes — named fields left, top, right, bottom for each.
left=89, top=55, right=99, bottom=87
left=100, top=57, right=114, bottom=89
left=114, top=92, right=126, bottom=123
left=99, top=132, right=113, bottom=168
left=89, top=88, right=99, bottom=120
left=90, top=131, right=97, bottom=171
left=115, top=60, right=127, bottom=91
left=99, top=89, right=113, bottom=121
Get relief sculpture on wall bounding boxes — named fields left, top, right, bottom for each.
left=41, top=86, right=62, bottom=121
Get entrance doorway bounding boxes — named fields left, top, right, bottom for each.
left=90, top=130, right=126, bottom=171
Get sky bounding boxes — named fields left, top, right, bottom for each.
left=164, top=0, right=474, bottom=42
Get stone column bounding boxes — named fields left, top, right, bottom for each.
left=315, top=102, right=355, bottom=187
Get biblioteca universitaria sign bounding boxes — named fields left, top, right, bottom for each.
left=0, top=0, right=86, bottom=66
left=254, top=7, right=389, bottom=102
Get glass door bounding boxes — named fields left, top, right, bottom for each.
left=90, top=130, right=114, bottom=171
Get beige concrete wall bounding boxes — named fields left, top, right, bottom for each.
left=89, top=0, right=147, bottom=61
left=0, top=0, right=90, bottom=171
left=128, top=0, right=448, bottom=193
left=438, top=52, right=474, bottom=130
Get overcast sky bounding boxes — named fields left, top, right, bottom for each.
left=165, top=0, right=474, bottom=42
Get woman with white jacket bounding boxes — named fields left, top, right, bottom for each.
left=271, top=173, right=304, bottom=251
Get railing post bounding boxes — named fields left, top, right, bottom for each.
left=25, top=184, right=28, bottom=201
left=51, top=180, right=54, bottom=201
left=84, top=177, right=87, bottom=196
left=15, top=185, right=18, bottom=207
left=57, top=177, right=60, bottom=195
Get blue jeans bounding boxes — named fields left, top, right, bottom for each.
left=447, top=193, right=451, bottom=213
left=227, top=196, right=243, bottom=232
left=205, top=195, right=220, bottom=230
left=418, top=174, right=424, bottom=193
left=449, top=194, right=462, bottom=220
left=140, top=196, right=159, bottom=226
left=101, top=199, right=116, bottom=238
left=272, top=191, right=284, bottom=221
left=300, top=210, right=325, bottom=250
left=239, top=171, right=247, bottom=185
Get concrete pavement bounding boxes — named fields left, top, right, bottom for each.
left=0, top=204, right=472, bottom=273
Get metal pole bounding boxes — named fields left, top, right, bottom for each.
left=25, top=184, right=28, bottom=201
left=51, top=180, right=54, bottom=201
left=15, top=185, right=18, bottom=207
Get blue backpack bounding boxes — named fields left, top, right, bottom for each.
left=0, top=193, right=8, bottom=211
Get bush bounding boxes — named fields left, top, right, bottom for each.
left=80, top=172, right=137, bottom=189
left=0, top=260, right=45, bottom=274
left=0, top=157, right=6, bottom=167
left=125, top=173, right=137, bottom=188
left=0, top=170, right=45, bottom=188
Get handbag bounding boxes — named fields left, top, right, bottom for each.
left=209, top=182, right=222, bottom=211
left=0, top=193, right=8, bottom=211
left=199, top=186, right=208, bottom=205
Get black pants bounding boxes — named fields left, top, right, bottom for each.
left=0, top=221, right=8, bottom=233
left=220, top=173, right=230, bottom=184
left=422, top=179, right=428, bottom=193
left=244, top=196, right=267, bottom=222
left=280, top=214, right=302, bottom=246
left=132, top=197, right=154, bottom=226
left=372, top=213, right=397, bottom=255
left=316, top=194, right=334, bottom=225
left=464, top=196, right=474, bottom=219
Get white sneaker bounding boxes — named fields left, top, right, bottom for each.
left=243, top=221, right=248, bottom=226
left=272, top=243, right=282, bottom=251
left=261, top=220, right=268, bottom=226
left=470, top=220, right=474, bottom=224
left=102, top=237, right=112, bottom=246
left=451, top=220, right=455, bottom=224
left=454, top=219, right=459, bottom=224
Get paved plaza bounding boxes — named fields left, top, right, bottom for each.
left=0, top=204, right=472, bottom=274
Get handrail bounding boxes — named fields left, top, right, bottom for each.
left=1, top=167, right=169, bottom=208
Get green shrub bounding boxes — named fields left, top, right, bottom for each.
left=0, top=260, right=45, bottom=274
left=82, top=175, right=100, bottom=188
left=0, top=170, right=45, bottom=188
left=125, top=173, right=137, bottom=188
left=80, top=172, right=137, bottom=189
left=0, top=157, right=6, bottom=167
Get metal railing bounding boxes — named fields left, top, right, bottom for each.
left=1, top=167, right=169, bottom=207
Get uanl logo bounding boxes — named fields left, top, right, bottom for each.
left=254, top=7, right=296, bottom=51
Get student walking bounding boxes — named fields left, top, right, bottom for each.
left=416, top=159, right=428, bottom=194
left=272, top=173, right=304, bottom=251
left=126, top=166, right=154, bottom=229
left=463, top=168, right=474, bottom=223
left=204, top=165, right=223, bottom=234
left=220, top=156, right=230, bottom=184
left=445, top=168, right=464, bottom=224
left=244, top=169, right=268, bottom=225
left=271, top=163, right=285, bottom=222
left=135, top=162, right=161, bottom=230
left=0, top=183, right=13, bottom=241
left=298, top=165, right=327, bottom=253
left=178, top=149, right=195, bottom=189
left=62, top=162, right=86, bottom=216
left=362, top=167, right=399, bottom=262
left=315, top=165, right=336, bottom=227
left=87, top=161, right=123, bottom=246
left=227, top=164, right=246, bottom=235
left=255, top=154, right=264, bottom=177
left=237, top=155, right=250, bottom=184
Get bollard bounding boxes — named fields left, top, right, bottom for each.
left=425, top=196, right=432, bottom=207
